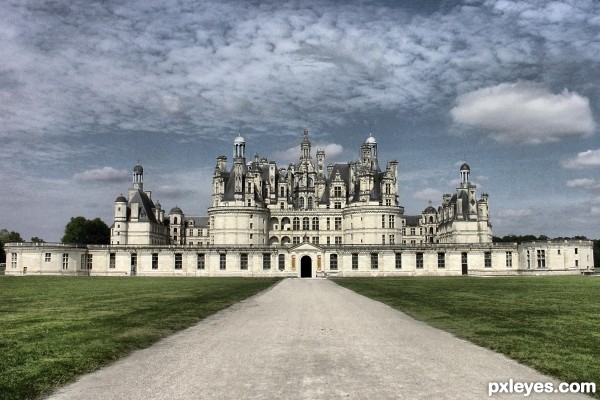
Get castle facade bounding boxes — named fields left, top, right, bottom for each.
left=5, top=129, right=593, bottom=277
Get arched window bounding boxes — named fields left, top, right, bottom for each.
left=174, top=217, right=178, bottom=224
left=308, top=178, right=314, bottom=187
left=293, top=217, right=300, bottom=230
left=312, top=217, right=319, bottom=231
left=303, top=217, right=310, bottom=231
left=280, top=187, right=285, bottom=197
left=429, top=216, right=434, bottom=223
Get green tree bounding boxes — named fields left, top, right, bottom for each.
left=0, top=229, right=24, bottom=264
left=30, top=236, right=45, bottom=243
left=61, top=217, right=110, bottom=245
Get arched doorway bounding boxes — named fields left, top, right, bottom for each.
left=300, top=256, right=312, bottom=278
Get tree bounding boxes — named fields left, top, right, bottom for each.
left=61, top=217, right=110, bottom=245
left=30, top=236, right=45, bottom=243
left=0, top=229, right=24, bottom=264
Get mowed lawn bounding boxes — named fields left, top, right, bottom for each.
left=0, top=276, right=280, bottom=400
left=334, top=276, right=600, bottom=396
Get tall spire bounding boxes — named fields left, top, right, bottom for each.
left=301, top=126, right=311, bottom=160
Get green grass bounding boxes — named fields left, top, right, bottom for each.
left=334, top=276, right=600, bottom=396
left=0, top=276, right=280, bottom=400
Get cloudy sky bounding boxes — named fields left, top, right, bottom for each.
left=1, top=0, right=599, bottom=241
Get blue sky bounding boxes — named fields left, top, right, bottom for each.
left=1, top=0, right=599, bottom=241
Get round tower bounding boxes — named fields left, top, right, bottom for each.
left=169, top=206, right=185, bottom=245
left=114, top=195, right=127, bottom=222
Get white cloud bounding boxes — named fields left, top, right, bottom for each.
left=451, top=81, right=596, bottom=144
left=562, top=149, right=600, bottom=169
left=566, top=178, right=600, bottom=190
left=273, top=142, right=344, bottom=164
left=73, top=167, right=128, bottom=183
left=496, top=208, right=533, bottom=218
left=413, top=188, right=443, bottom=202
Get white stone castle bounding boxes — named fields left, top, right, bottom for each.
left=5, top=129, right=593, bottom=277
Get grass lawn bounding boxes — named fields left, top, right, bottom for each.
left=0, top=276, right=280, bottom=400
left=334, top=276, right=600, bottom=396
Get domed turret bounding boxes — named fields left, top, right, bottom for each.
left=460, top=162, right=471, bottom=184
left=133, top=164, right=143, bottom=174
left=115, top=195, right=127, bottom=203
left=169, top=206, right=183, bottom=214
left=365, top=134, right=377, bottom=144
left=233, top=134, right=246, bottom=159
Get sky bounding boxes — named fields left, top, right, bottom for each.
left=1, top=0, right=599, bottom=242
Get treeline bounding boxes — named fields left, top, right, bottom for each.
left=1, top=217, right=109, bottom=264
left=493, top=234, right=599, bottom=269
left=492, top=234, right=590, bottom=243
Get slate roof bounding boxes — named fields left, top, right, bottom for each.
left=404, top=215, right=421, bottom=227
left=186, top=216, right=209, bottom=228
left=129, top=189, right=158, bottom=224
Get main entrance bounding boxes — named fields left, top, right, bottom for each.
left=300, top=256, right=312, bottom=278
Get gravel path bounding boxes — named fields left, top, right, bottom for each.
left=48, top=279, right=591, bottom=399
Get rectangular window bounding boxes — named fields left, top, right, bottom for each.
left=527, top=250, right=531, bottom=269
left=278, top=254, right=285, bottom=271
left=335, top=236, right=342, bottom=245
left=334, top=202, right=342, bottom=209
left=62, top=253, right=69, bottom=270
left=575, top=248, right=578, bottom=255
left=240, top=253, right=248, bottom=270
left=327, top=218, right=331, bottom=230
left=389, top=235, right=395, bottom=244
left=293, top=237, right=300, bottom=244
left=537, top=249, right=546, bottom=268
left=11, top=253, right=17, bottom=268
left=370, top=253, right=378, bottom=269
left=461, top=252, right=468, bottom=269
left=175, top=253, right=182, bottom=269
left=263, top=253, right=271, bottom=270
left=86, top=254, right=93, bottom=270
left=484, top=252, right=492, bottom=268
left=219, top=253, right=226, bottom=270
left=395, top=252, right=402, bottom=269
left=438, top=252, right=445, bottom=269
left=197, top=253, right=205, bottom=270
left=45, top=253, right=51, bottom=262
left=382, top=235, right=385, bottom=244
left=416, top=253, right=423, bottom=269
left=152, top=253, right=158, bottom=269
left=389, top=215, right=395, bottom=229
left=381, top=215, right=386, bottom=228
left=81, top=254, right=85, bottom=266
left=327, top=237, right=331, bottom=245
left=352, top=253, right=358, bottom=270
left=109, top=253, right=116, bottom=269
left=410, top=228, right=415, bottom=235
left=334, top=186, right=342, bottom=197
left=506, top=251, right=512, bottom=268
left=330, top=254, right=338, bottom=270
left=312, top=237, right=319, bottom=245
left=334, top=217, right=342, bottom=230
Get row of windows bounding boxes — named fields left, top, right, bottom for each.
left=289, top=217, right=343, bottom=231
left=290, top=236, right=343, bottom=245
left=34, top=248, right=580, bottom=271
